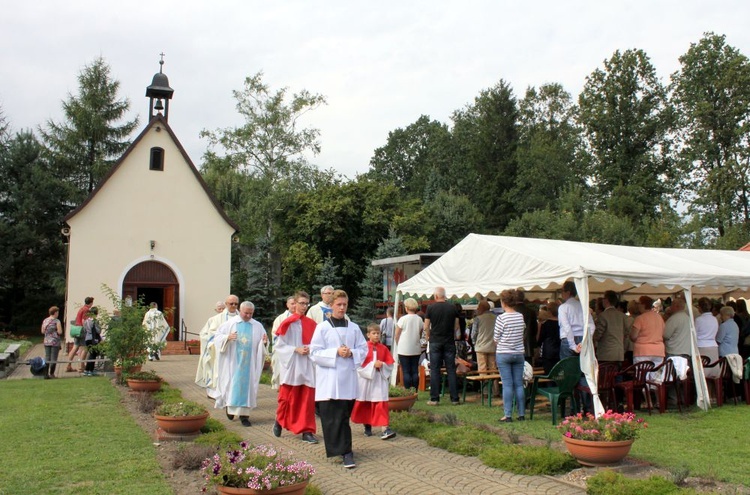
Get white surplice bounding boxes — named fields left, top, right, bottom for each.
left=309, top=319, right=368, bottom=401
left=357, top=349, right=393, bottom=402
left=274, top=319, right=315, bottom=388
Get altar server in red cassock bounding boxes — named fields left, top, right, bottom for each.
left=273, top=291, right=319, bottom=444
left=351, top=323, right=397, bottom=440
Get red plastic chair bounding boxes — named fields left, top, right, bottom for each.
left=703, top=357, right=738, bottom=407
left=615, top=361, right=655, bottom=414
left=646, top=359, right=682, bottom=413
left=575, top=362, right=620, bottom=412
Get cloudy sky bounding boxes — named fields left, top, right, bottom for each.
left=2, top=1, right=749, bottom=178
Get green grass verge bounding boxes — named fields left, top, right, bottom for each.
left=629, top=407, right=749, bottom=485
left=389, top=409, right=577, bottom=475
left=0, top=378, right=173, bottom=494
left=411, top=389, right=750, bottom=485
left=586, top=471, right=698, bottom=495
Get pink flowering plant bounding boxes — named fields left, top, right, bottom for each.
left=557, top=410, right=647, bottom=442
left=201, top=442, right=315, bottom=491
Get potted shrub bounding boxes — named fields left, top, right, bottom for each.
left=154, top=400, right=209, bottom=434
left=124, top=370, right=162, bottom=392
left=388, top=385, right=418, bottom=411
left=201, top=442, right=315, bottom=495
left=96, top=285, right=153, bottom=383
left=557, top=410, right=648, bottom=466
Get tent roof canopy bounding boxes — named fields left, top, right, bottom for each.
left=396, top=234, right=750, bottom=300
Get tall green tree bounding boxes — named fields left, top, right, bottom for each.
left=512, top=83, right=585, bottom=213
left=0, top=130, right=68, bottom=326
left=578, top=49, right=675, bottom=225
left=283, top=177, right=420, bottom=304
left=200, top=72, right=327, bottom=315
left=670, top=32, right=750, bottom=243
left=367, top=115, right=454, bottom=199
left=451, top=80, right=519, bottom=231
left=40, top=57, right=138, bottom=198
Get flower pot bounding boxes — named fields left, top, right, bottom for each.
left=388, top=393, right=418, bottom=411
left=126, top=378, right=161, bottom=392
left=154, top=412, right=209, bottom=434
left=115, top=364, right=143, bottom=381
left=562, top=436, right=634, bottom=466
left=216, top=481, right=308, bottom=495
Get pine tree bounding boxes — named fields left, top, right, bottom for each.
left=40, top=57, right=138, bottom=200
left=350, top=230, right=407, bottom=325
left=311, top=255, right=343, bottom=304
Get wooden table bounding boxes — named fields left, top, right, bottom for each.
left=464, top=373, right=501, bottom=405
left=462, top=368, right=550, bottom=407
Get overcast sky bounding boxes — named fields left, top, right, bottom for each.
left=2, top=1, right=749, bottom=178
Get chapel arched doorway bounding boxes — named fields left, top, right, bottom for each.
left=122, top=261, right=180, bottom=340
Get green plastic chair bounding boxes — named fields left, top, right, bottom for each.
left=528, top=356, right=581, bottom=424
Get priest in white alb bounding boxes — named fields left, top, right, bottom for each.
left=212, top=301, right=268, bottom=427
left=195, top=295, right=239, bottom=398
left=142, top=302, right=170, bottom=361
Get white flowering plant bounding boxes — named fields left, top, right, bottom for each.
left=201, top=442, right=315, bottom=492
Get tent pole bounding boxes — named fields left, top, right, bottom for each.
left=685, top=288, right=710, bottom=411
left=575, top=277, right=604, bottom=417
left=391, top=291, right=402, bottom=386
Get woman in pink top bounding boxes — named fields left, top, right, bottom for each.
left=629, top=296, right=665, bottom=369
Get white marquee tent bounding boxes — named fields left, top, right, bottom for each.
left=394, top=234, right=750, bottom=414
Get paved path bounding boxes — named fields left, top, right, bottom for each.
left=10, top=346, right=583, bottom=495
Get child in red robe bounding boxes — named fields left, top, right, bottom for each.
left=351, top=323, right=396, bottom=440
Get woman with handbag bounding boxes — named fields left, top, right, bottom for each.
left=66, top=296, right=94, bottom=372
left=41, top=306, right=63, bottom=379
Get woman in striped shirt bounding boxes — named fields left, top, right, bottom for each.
left=494, top=289, right=527, bottom=423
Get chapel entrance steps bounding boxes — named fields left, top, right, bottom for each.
left=161, top=341, right=190, bottom=356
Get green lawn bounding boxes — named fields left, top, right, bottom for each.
left=0, top=378, right=172, bottom=495
left=412, top=390, right=750, bottom=485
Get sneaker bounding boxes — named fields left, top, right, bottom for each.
left=426, top=400, right=439, bottom=406
left=364, top=425, right=372, bottom=437
left=517, top=416, right=525, bottom=421
left=82, top=371, right=91, bottom=376
left=301, top=432, right=318, bottom=444
left=240, top=416, right=252, bottom=427
left=451, top=401, right=461, bottom=406
left=342, top=452, right=356, bottom=469
left=381, top=427, right=396, bottom=440
left=154, top=353, right=160, bottom=361
left=273, top=421, right=282, bottom=437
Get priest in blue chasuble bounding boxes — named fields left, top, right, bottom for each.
left=213, top=301, right=268, bottom=426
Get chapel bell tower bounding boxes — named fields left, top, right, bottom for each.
left=145, top=53, right=174, bottom=121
